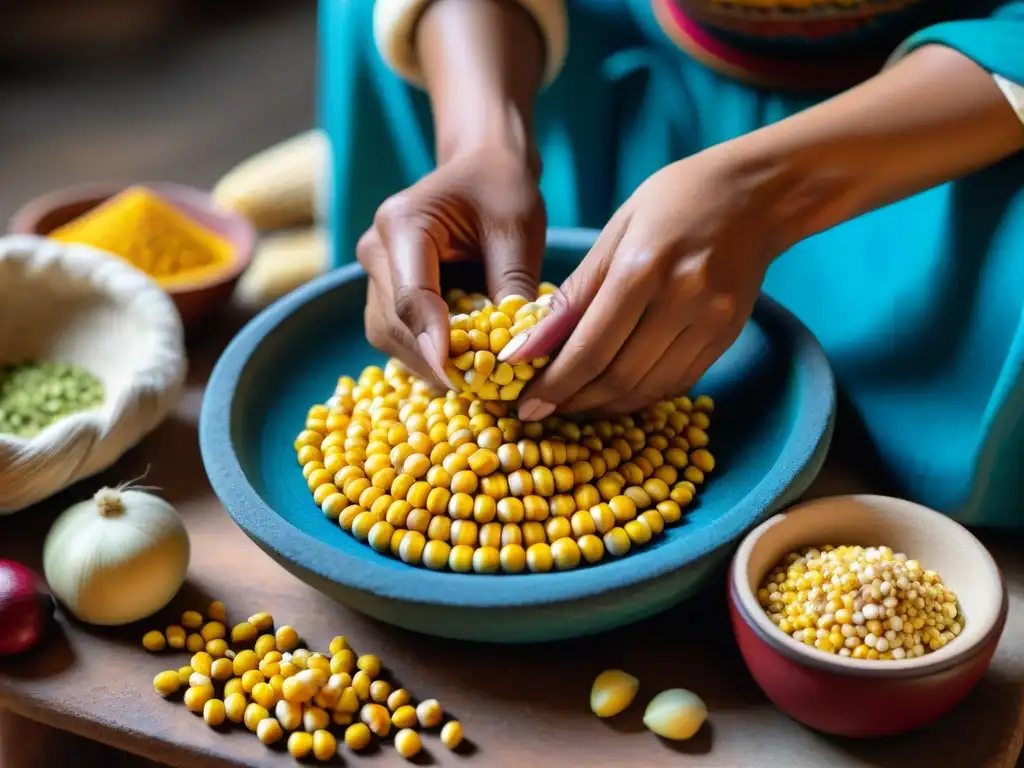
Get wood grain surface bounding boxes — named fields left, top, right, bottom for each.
left=0, top=305, right=1022, bottom=768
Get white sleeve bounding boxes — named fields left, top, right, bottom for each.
left=993, top=74, right=1024, bottom=125
left=373, top=0, right=567, bottom=88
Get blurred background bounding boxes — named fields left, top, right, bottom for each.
left=0, top=2, right=316, bottom=765
left=0, top=0, right=317, bottom=224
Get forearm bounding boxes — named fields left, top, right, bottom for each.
left=416, top=0, right=545, bottom=168
left=730, top=45, right=1024, bottom=248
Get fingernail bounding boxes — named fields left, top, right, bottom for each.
left=518, top=398, right=554, bottom=422
left=418, top=332, right=453, bottom=389
left=498, top=332, right=529, bottom=362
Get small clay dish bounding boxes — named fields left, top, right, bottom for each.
left=729, top=494, right=1007, bottom=737
left=8, top=181, right=255, bottom=328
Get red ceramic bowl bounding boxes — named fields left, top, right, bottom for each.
left=729, top=494, right=1007, bottom=738
left=8, top=181, right=255, bottom=328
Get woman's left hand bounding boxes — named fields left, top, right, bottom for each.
left=506, top=148, right=788, bottom=419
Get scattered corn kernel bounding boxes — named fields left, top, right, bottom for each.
left=287, top=730, right=314, bottom=759
left=275, top=699, right=302, bottom=731
left=224, top=677, right=245, bottom=698
left=361, top=703, right=391, bottom=737
left=590, top=669, right=639, bottom=718
left=344, top=722, right=372, bottom=751
left=643, top=688, right=707, bottom=741
left=248, top=612, right=274, bottom=632
left=184, top=685, right=214, bottom=713
left=244, top=702, right=270, bottom=732
left=416, top=698, right=443, bottom=728
left=146, top=605, right=474, bottom=761
left=392, top=704, right=417, bottom=729
left=440, top=720, right=464, bottom=750
left=203, top=698, right=226, bottom=727
left=153, top=670, right=180, bottom=697
left=395, top=728, right=423, bottom=759
left=190, top=652, right=213, bottom=676
left=257, top=717, right=284, bottom=745
left=357, top=654, right=381, bottom=678
left=224, top=692, right=247, bottom=723
left=165, top=625, right=186, bottom=649
left=303, top=706, right=330, bottom=733
left=200, top=621, right=226, bottom=642
left=207, top=601, right=228, bottom=624
left=275, top=625, right=300, bottom=652
left=387, top=688, right=411, bottom=711
left=231, top=621, right=259, bottom=645
left=142, top=630, right=166, bottom=652
left=205, top=638, right=229, bottom=658
left=312, top=729, right=337, bottom=761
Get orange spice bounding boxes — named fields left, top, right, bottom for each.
left=49, top=186, right=233, bottom=285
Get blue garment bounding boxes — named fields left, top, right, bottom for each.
left=319, top=0, right=1024, bottom=527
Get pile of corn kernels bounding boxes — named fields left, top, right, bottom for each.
left=294, top=290, right=716, bottom=573
left=443, top=286, right=553, bottom=401
left=758, top=545, right=965, bottom=660
left=144, top=602, right=462, bottom=761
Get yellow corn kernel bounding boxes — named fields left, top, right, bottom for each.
left=590, top=669, right=639, bottom=717
left=153, top=670, right=180, bottom=696
left=344, top=722, right=372, bottom=751
left=395, top=728, right=423, bottom=758
left=224, top=692, right=247, bottom=723
left=287, top=730, right=314, bottom=759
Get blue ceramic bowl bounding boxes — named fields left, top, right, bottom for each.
left=200, top=227, right=835, bottom=643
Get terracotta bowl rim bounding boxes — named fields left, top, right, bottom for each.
left=7, top=180, right=255, bottom=295
left=730, top=493, right=1007, bottom=679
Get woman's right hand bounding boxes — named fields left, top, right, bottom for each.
left=357, top=142, right=546, bottom=388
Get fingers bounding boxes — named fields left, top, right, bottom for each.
left=374, top=205, right=453, bottom=385
left=676, top=320, right=743, bottom=392
left=607, top=325, right=711, bottom=414
left=559, top=297, right=691, bottom=414
left=517, top=245, right=657, bottom=421
left=358, top=228, right=450, bottom=389
left=365, top=275, right=440, bottom=385
left=608, top=308, right=742, bottom=415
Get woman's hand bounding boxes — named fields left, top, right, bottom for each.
left=505, top=148, right=786, bottom=420
left=358, top=143, right=546, bottom=387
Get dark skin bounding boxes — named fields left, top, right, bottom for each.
left=362, top=0, right=1024, bottom=417
left=358, top=0, right=546, bottom=387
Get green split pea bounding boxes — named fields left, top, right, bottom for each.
left=0, top=360, right=105, bottom=439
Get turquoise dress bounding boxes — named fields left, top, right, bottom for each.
left=319, top=0, right=1024, bottom=527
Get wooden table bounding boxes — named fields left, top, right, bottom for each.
left=1, top=309, right=1023, bottom=768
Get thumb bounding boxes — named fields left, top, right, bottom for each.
left=377, top=217, right=452, bottom=386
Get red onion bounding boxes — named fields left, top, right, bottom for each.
left=0, top=560, right=53, bottom=657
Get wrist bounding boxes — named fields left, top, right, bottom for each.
left=436, top=102, right=539, bottom=174
left=715, top=126, right=864, bottom=253
left=416, top=0, right=543, bottom=175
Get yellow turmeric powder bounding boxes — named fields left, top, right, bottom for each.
left=49, top=187, right=233, bottom=284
